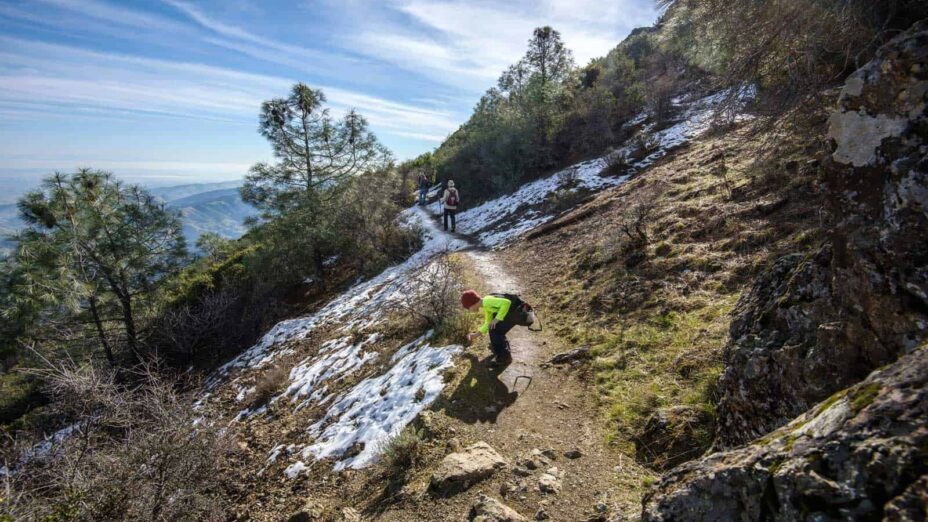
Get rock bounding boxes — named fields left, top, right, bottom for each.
left=524, top=448, right=551, bottom=469
left=714, top=20, right=928, bottom=449
left=500, top=481, right=517, bottom=497
left=549, top=346, right=591, bottom=364
left=635, top=406, right=712, bottom=470
left=538, top=468, right=562, bottom=495
left=642, top=345, right=928, bottom=521
left=540, top=449, right=557, bottom=460
left=564, top=449, right=582, bottom=459
left=430, top=441, right=507, bottom=494
left=534, top=508, right=550, bottom=520
left=512, top=466, right=532, bottom=477
left=470, top=494, right=527, bottom=522
left=341, top=507, right=361, bottom=521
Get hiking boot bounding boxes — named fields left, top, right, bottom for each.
left=490, top=352, right=513, bottom=368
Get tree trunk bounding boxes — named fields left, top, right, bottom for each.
left=88, top=296, right=115, bottom=367
left=313, top=247, right=326, bottom=283
left=117, top=293, right=140, bottom=361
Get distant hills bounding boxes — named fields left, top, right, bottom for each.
left=0, top=181, right=256, bottom=257
left=167, top=186, right=257, bottom=247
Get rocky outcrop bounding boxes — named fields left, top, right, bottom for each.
left=470, top=494, right=527, bottom=522
left=430, top=441, right=507, bottom=494
left=714, top=20, right=928, bottom=449
left=642, top=346, right=928, bottom=521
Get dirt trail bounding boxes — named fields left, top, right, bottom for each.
left=375, top=210, right=633, bottom=521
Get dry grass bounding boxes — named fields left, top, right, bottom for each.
left=503, top=119, right=826, bottom=461
left=249, top=364, right=289, bottom=410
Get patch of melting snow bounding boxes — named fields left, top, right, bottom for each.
left=300, top=333, right=461, bottom=471
left=284, top=461, right=307, bottom=479
left=283, top=334, right=381, bottom=410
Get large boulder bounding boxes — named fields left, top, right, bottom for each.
left=430, top=441, right=507, bottom=494
left=714, top=20, right=928, bottom=449
left=642, top=345, right=928, bottom=521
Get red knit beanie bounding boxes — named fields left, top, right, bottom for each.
left=460, top=290, right=480, bottom=309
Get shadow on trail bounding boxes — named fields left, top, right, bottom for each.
left=437, top=353, right=518, bottom=424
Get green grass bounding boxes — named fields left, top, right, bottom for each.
left=591, top=294, right=739, bottom=449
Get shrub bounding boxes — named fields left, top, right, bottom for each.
left=619, top=187, right=661, bottom=249
left=249, top=364, right=289, bottom=410
left=3, top=361, right=232, bottom=521
left=393, top=252, right=469, bottom=343
left=545, top=188, right=588, bottom=215
left=381, top=426, right=424, bottom=476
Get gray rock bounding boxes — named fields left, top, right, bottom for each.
left=430, top=441, right=507, bottom=494
left=715, top=20, right=928, bottom=449
left=549, top=346, right=591, bottom=364
left=564, top=449, right=582, bottom=459
left=538, top=468, right=562, bottom=495
left=642, top=345, right=928, bottom=521
left=470, top=494, right=527, bottom=522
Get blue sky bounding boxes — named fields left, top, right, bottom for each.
left=0, top=0, right=658, bottom=193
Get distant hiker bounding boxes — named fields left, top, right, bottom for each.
left=417, top=172, right=429, bottom=206
left=441, top=180, right=460, bottom=232
left=461, top=290, right=538, bottom=367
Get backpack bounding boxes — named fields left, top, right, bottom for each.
left=491, top=293, right=540, bottom=330
left=446, top=188, right=459, bottom=207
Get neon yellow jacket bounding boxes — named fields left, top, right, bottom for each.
left=478, top=295, right=511, bottom=334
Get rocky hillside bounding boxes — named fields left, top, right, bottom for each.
left=641, top=20, right=928, bottom=521
left=5, top=8, right=925, bottom=522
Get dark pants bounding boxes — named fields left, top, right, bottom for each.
left=443, top=208, right=456, bottom=231
left=418, top=187, right=427, bottom=205
left=489, top=321, right=515, bottom=358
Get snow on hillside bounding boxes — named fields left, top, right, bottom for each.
left=454, top=89, right=752, bottom=248
left=302, top=333, right=460, bottom=470
left=207, top=208, right=467, bottom=387
left=204, top=207, right=467, bottom=471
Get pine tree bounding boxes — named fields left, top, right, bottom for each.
left=12, top=170, right=187, bottom=364
left=241, top=83, right=391, bottom=277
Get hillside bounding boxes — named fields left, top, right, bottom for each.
left=2, top=4, right=926, bottom=522
left=170, top=88, right=774, bottom=520
left=0, top=181, right=254, bottom=256
left=168, top=187, right=257, bottom=245
left=149, top=180, right=243, bottom=202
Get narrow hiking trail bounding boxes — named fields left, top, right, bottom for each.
left=374, top=208, right=638, bottom=521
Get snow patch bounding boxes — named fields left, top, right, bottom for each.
left=301, top=333, right=461, bottom=471
left=283, top=334, right=381, bottom=410
left=284, top=461, right=307, bottom=479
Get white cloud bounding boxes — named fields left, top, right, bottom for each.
left=350, top=0, right=658, bottom=92
left=0, top=35, right=459, bottom=144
